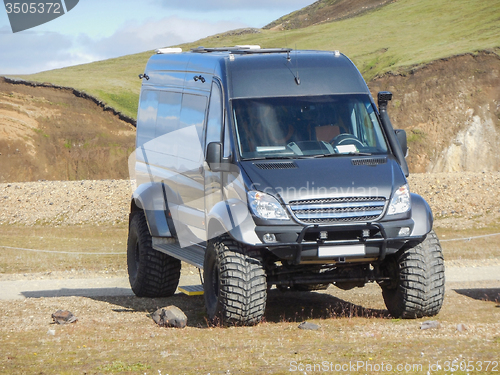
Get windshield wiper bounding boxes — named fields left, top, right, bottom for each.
left=345, top=152, right=373, bottom=156
left=313, top=152, right=373, bottom=158
left=245, top=155, right=295, bottom=161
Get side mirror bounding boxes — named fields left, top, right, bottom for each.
left=394, top=129, right=408, bottom=158
left=206, top=142, right=231, bottom=172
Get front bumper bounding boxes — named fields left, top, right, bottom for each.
left=253, top=218, right=425, bottom=265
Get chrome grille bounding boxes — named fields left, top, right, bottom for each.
left=289, top=197, right=386, bottom=223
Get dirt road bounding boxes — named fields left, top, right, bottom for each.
left=1, top=264, right=498, bottom=301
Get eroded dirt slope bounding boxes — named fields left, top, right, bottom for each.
left=0, top=79, right=136, bottom=182
left=369, top=52, right=500, bottom=173
left=1, top=53, right=500, bottom=182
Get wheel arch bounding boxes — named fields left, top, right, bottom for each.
left=410, top=193, right=433, bottom=237
left=131, top=182, right=173, bottom=238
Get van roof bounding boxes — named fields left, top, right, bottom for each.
left=144, top=48, right=370, bottom=99
left=190, top=46, right=292, bottom=54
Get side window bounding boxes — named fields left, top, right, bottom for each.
left=156, top=91, right=182, bottom=137
left=180, top=93, right=207, bottom=144
left=136, top=90, right=158, bottom=148
left=205, top=82, right=223, bottom=147
left=223, top=116, right=232, bottom=158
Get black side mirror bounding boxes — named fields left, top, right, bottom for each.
left=394, top=129, right=408, bottom=158
left=206, top=142, right=231, bottom=172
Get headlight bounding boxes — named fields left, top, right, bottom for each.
left=248, top=191, right=289, bottom=220
left=387, top=184, right=411, bottom=215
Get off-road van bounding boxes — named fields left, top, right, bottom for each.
left=127, top=46, right=445, bottom=325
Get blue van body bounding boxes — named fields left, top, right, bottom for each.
left=128, top=47, right=444, bottom=324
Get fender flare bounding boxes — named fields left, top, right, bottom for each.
left=131, top=182, right=175, bottom=237
left=206, top=198, right=261, bottom=245
left=410, top=193, right=433, bottom=237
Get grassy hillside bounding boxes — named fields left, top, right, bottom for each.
left=17, top=0, right=500, bottom=119
left=264, top=0, right=393, bottom=30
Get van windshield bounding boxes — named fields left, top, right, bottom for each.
left=232, top=94, right=389, bottom=160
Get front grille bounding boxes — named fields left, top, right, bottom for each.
left=289, top=197, right=386, bottom=223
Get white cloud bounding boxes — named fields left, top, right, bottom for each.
left=0, top=0, right=315, bottom=74
left=78, top=16, right=247, bottom=61
left=0, top=16, right=247, bottom=74
left=155, top=0, right=314, bottom=11
left=0, top=26, right=83, bottom=74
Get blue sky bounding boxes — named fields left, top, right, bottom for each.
left=0, top=0, right=314, bottom=75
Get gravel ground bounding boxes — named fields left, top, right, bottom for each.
left=0, top=179, right=133, bottom=226
left=0, top=172, right=499, bottom=228
left=408, top=171, right=500, bottom=229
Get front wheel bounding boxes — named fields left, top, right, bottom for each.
left=203, top=237, right=267, bottom=326
left=380, top=230, right=445, bottom=318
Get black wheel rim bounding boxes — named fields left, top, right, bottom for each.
left=212, top=264, right=219, bottom=299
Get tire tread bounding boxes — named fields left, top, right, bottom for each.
left=127, top=212, right=181, bottom=298
left=382, top=230, right=445, bottom=318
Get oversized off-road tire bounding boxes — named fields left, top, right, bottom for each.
left=380, top=230, right=445, bottom=318
left=203, top=237, right=267, bottom=326
left=127, top=211, right=181, bottom=297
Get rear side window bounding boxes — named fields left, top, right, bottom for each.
left=205, top=82, right=223, bottom=147
left=180, top=93, right=207, bottom=144
left=156, top=91, right=182, bottom=137
left=136, top=90, right=158, bottom=148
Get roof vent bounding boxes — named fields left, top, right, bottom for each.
left=235, top=45, right=261, bottom=50
left=254, top=162, right=298, bottom=170
left=352, top=157, right=387, bottom=166
left=156, top=47, right=182, bottom=54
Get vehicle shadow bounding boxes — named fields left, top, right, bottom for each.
left=264, top=289, right=389, bottom=323
left=21, top=288, right=134, bottom=299
left=86, top=289, right=389, bottom=327
left=453, top=288, right=500, bottom=304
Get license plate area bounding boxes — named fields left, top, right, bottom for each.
left=318, top=244, right=366, bottom=258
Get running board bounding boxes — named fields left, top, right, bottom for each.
left=152, top=238, right=205, bottom=269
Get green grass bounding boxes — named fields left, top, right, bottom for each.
left=10, top=0, right=500, bottom=119
left=0, top=223, right=498, bottom=276
left=0, top=225, right=127, bottom=275
left=95, top=89, right=141, bottom=119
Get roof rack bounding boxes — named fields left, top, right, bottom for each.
left=191, top=46, right=292, bottom=54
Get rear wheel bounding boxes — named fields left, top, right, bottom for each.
left=203, top=237, right=267, bottom=326
left=127, top=211, right=181, bottom=297
left=380, top=230, right=445, bottom=318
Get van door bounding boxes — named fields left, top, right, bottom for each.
left=204, top=80, right=224, bottom=233
left=172, top=92, right=208, bottom=247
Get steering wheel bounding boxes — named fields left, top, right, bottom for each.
left=331, top=133, right=365, bottom=149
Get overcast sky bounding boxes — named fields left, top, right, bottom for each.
left=0, top=0, right=314, bottom=75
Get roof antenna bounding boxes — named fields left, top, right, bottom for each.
left=283, top=31, right=300, bottom=85
left=284, top=28, right=291, bottom=62
left=294, top=44, right=300, bottom=85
